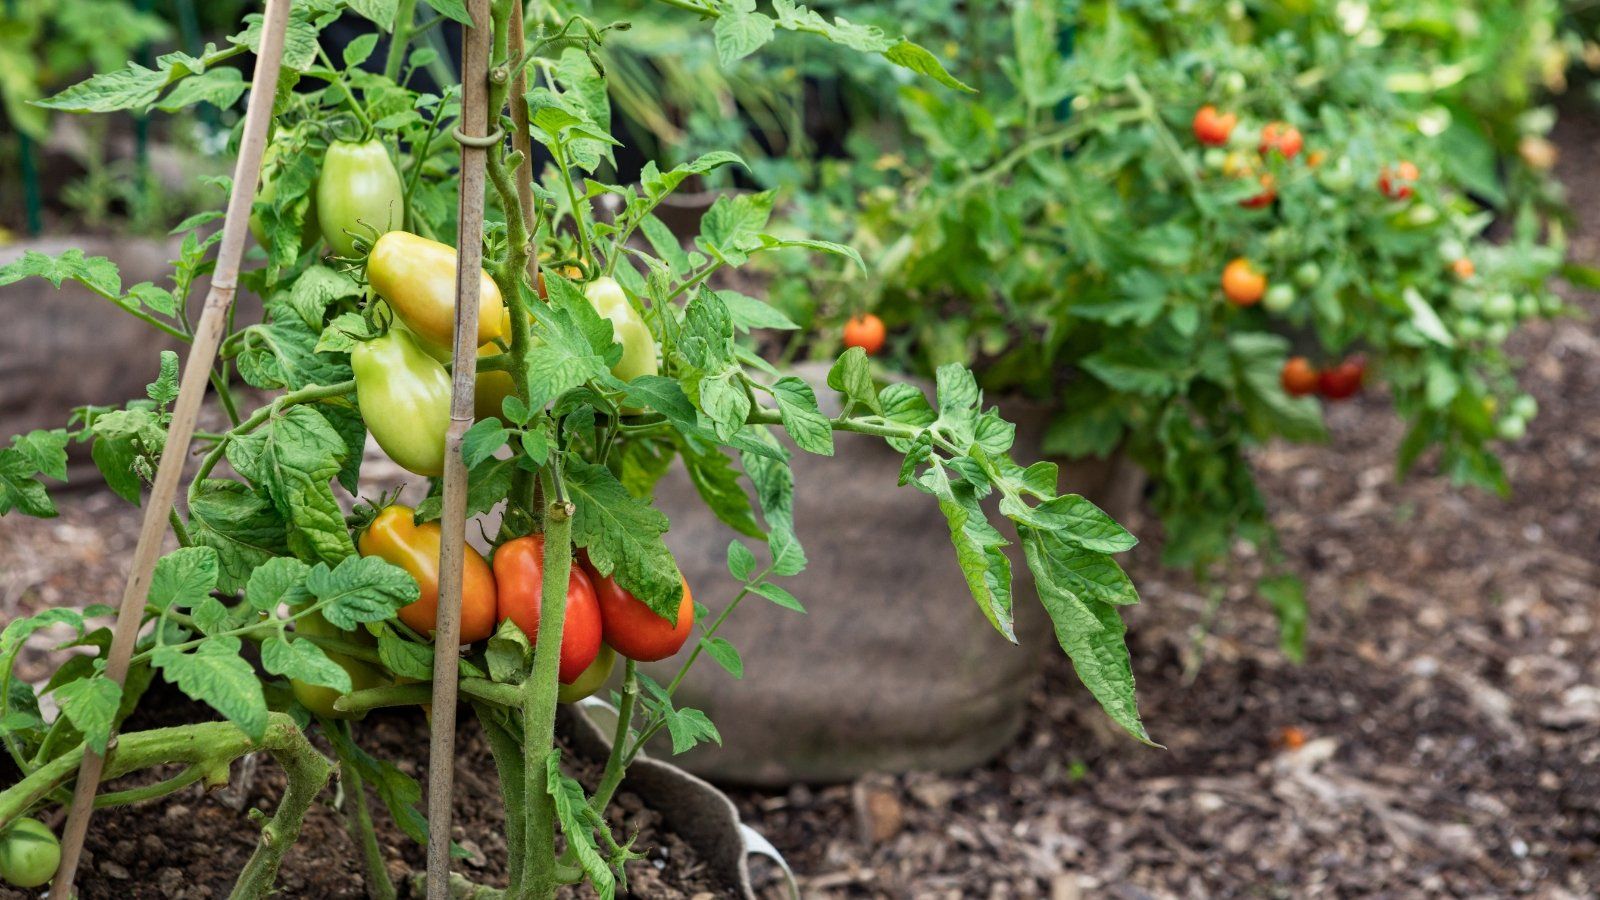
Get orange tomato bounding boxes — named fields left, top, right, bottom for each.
left=1221, top=258, right=1268, bottom=306
left=843, top=313, right=887, bottom=355
left=358, top=505, right=498, bottom=643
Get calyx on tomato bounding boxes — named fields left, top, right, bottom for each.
left=352, top=327, right=452, bottom=477
left=318, top=139, right=405, bottom=258
left=494, top=534, right=603, bottom=684
left=358, top=505, right=499, bottom=644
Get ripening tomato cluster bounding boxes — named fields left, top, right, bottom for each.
left=1192, top=105, right=1418, bottom=211
left=356, top=506, right=694, bottom=700
left=1279, top=355, right=1366, bottom=401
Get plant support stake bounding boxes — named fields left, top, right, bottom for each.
left=47, top=1, right=293, bottom=896
left=427, top=0, right=492, bottom=897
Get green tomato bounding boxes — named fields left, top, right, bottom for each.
left=352, top=327, right=452, bottom=477
left=1510, top=395, right=1538, bottom=420
left=1485, top=321, right=1511, bottom=344
left=1219, top=71, right=1248, bottom=96
left=318, top=139, right=404, bottom=258
left=1406, top=204, right=1440, bottom=227
left=1496, top=415, right=1527, bottom=441
left=1262, top=284, right=1295, bottom=313
left=1450, top=290, right=1483, bottom=314
left=1202, top=147, right=1228, bottom=171
left=249, top=143, right=320, bottom=253
left=584, top=277, right=659, bottom=383
left=0, top=818, right=60, bottom=889
left=1293, top=262, right=1321, bottom=288
left=1517, top=294, right=1541, bottom=319
left=1483, top=292, right=1517, bottom=322
left=558, top=643, right=617, bottom=704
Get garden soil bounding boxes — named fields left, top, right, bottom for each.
left=4, top=109, right=1600, bottom=899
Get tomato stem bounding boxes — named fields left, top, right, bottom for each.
left=519, top=466, right=573, bottom=900
left=330, top=719, right=396, bottom=900
left=586, top=659, right=636, bottom=813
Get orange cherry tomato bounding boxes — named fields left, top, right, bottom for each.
left=1379, top=160, right=1419, bottom=200
left=1258, top=122, right=1303, bottom=159
left=843, top=313, right=887, bottom=355
left=1221, top=258, right=1268, bottom=306
left=1280, top=357, right=1319, bottom=397
left=1451, top=257, right=1475, bottom=280
left=358, top=505, right=498, bottom=644
left=1193, top=105, right=1237, bottom=146
left=494, top=534, right=602, bottom=684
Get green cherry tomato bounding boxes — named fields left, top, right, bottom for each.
left=317, top=139, right=404, bottom=258
left=1496, top=415, right=1527, bottom=441
left=352, top=327, right=452, bottom=477
left=1483, top=292, right=1517, bottom=322
left=584, top=277, right=659, bottom=383
left=249, top=143, right=320, bottom=253
left=0, top=818, right=60, bottom=889
left=559, top=643, right=617, bottom=703
left=1293, top=262, right=1321, bottom=289
left=1517, top=294, right=1541, bottom=319
left=1510, top=395, right=1538, bottom=420
left=1262, top=284, right=1295, bottom=313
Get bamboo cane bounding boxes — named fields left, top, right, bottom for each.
left=46, top=2, right=294, bottom=896
left=509, top=0, right=538, bottom=275
left=425, top=0, right=493, bottom=896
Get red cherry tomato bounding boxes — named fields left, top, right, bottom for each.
left=1379, top=160, right=1419, bottom=200
left=1318, top=356, right=1366, bottom=400
left=495, top=535, right=602, bottom=684
left=583, top=560, right=695, bottom=663
left=1193, top=105, right=1237, bottom=146
left=1259, top=122, right=1303, bottom=159
left=1280, top=357, right=1319, bottom=397
left=1241, top=172, right=1277, bottom=208
left=1221, top=258, right=1268, bottom=306
left=843, top=313, right=886, bottom=355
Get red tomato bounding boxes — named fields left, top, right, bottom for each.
left=1281, top=357, right=1319, bottom=397
left=1258, top=122, right=1303, bottom=159
left=843, top=313, right=886, bottom=355
left=1318, top=356, right=1366, bottom=400
left=1241, top=172, right=1277, bottom=208
left=1193, top=105, right=1237, bottom=146
left=495, top=535, right=602, bottom=684
left=1378, top=160, right=1419, bottom=200
left=584, top=560, right=695, bottom=663
left=1221, top=258, right=1267, bottom=306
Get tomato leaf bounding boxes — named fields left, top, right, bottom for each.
left=190, top=480, right=292, bottom=594
left=308, top=556, right=421, bottom=629
left=261, top=635, right=352, bottom=692
left=770, top=376, right=833, bottom=457
left=565, top=459, right=681, bottom=617
left=227, top=405, right=355, bottom=565
left=54, top=674, right=123, bottom=755
left=148, top=547, right=221, bottom=612
left=151, top=637, right=269, bottom=742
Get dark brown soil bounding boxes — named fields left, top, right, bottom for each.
left=0, top=687, right=723, bottom=899
left=4, top=96, right=1599, bottom=900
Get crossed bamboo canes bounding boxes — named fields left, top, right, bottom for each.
left=46, top=0, right=496, bottom=895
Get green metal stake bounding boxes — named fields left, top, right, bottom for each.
left=6, top=0, right=40, bottom=235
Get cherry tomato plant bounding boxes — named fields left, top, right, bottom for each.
left=657, top=0, right=1578, bottom=657
left=0, top=1, right=1148, bottom=897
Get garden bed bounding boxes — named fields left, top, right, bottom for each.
left=0, top=683, right=724, bottom=899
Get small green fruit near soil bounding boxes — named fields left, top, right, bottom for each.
left=1496, top=415, right=1527, bottom=441
left=1262, top=284, right=1295, bottom=313
left=1482, top=293, right=1517, bottom=322
left=1510, top=395, right=1538, bottom=420
left=0, top=818, right=60, bottom=889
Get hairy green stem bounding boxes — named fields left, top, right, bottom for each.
left=331, top=720, right=396, bottom=900
left=228, top=720, right=335, bottom=899
left=586, top=660, right=636, bottom=813
left=384, top=0, right=422, bottom=81
left=522, top=467, right=573, bottom=900
left=473, top=703, right=527, bottom=894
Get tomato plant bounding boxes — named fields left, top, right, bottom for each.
left=0, top=2, right=1152, bottom=897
